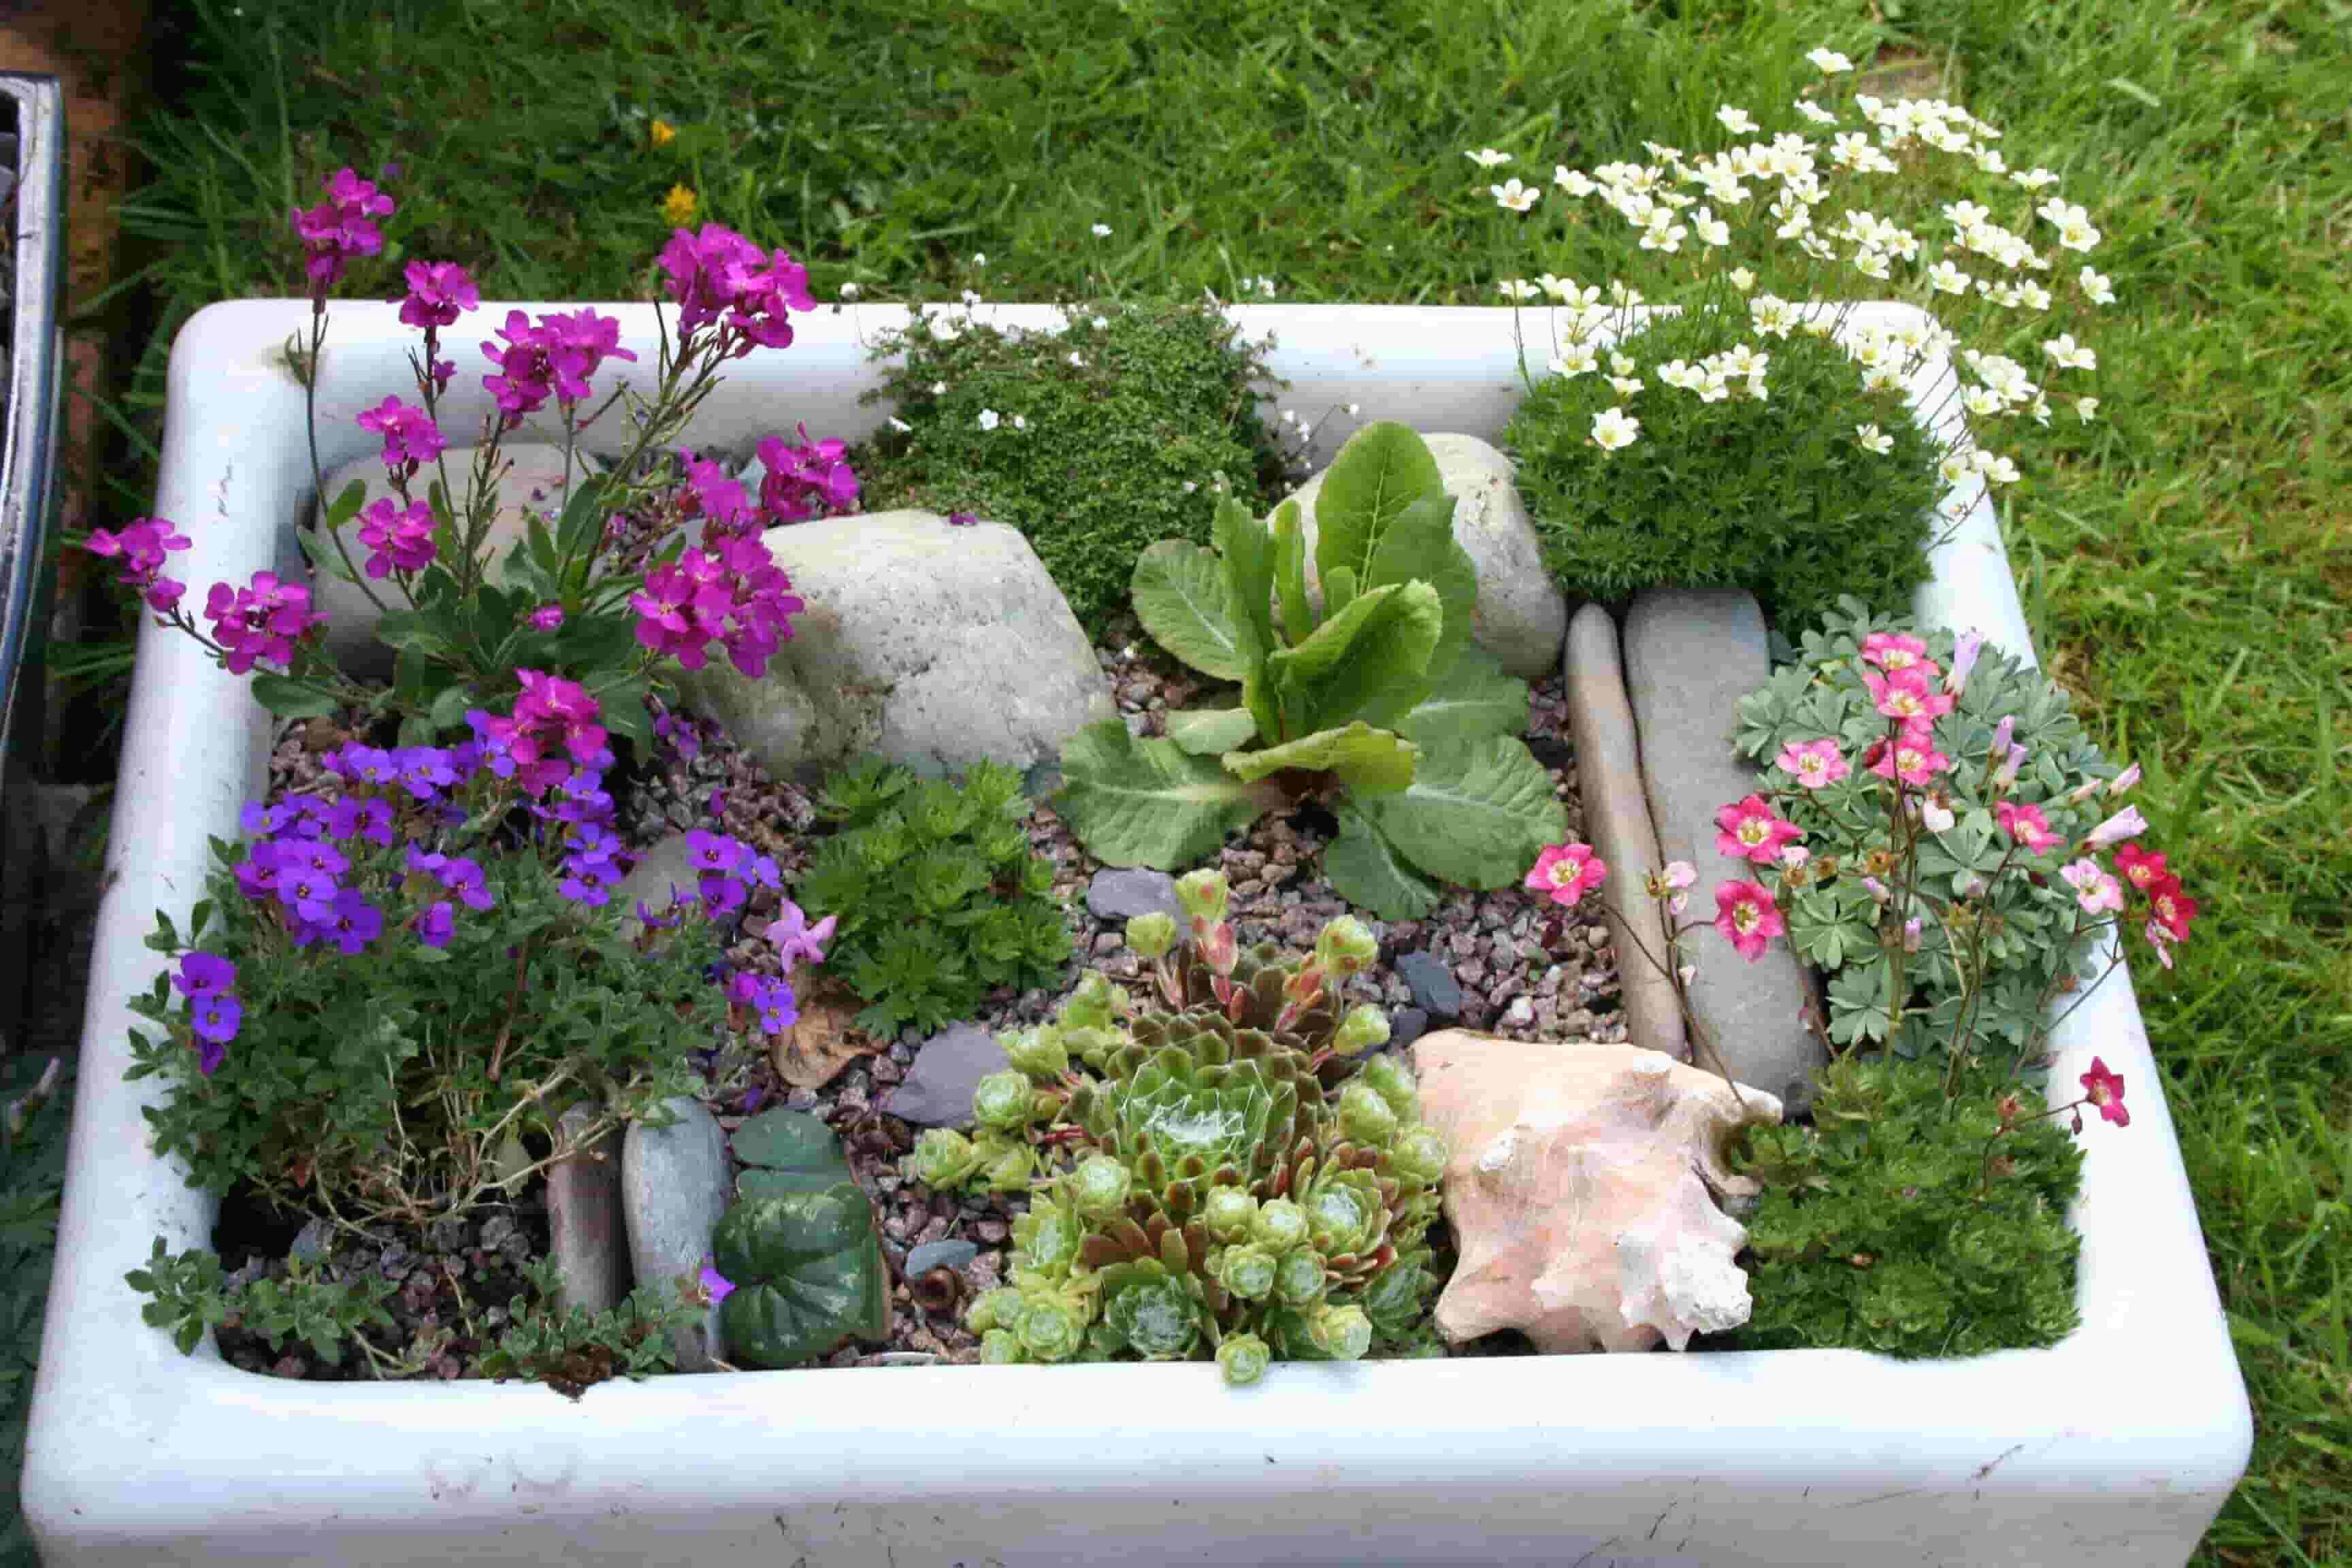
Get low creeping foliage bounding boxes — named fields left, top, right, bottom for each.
left=1729, top=1053, right=2083, bottom=1359
left=477, top=1255, right=704, bottom=1399
left=1054, top=423, right=1565, bottom=918
left=1503, top=314, right=1942, bottom=628
left=794, top=757, right=1073, bottom=1039
left=126, top=1237, right=397, bottom=1365
left=855, top=297, right=1289, bottom=627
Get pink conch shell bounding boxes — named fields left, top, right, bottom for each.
left=1413, top=1032, right=1783, bottom=1353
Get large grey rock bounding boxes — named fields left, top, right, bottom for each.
left=546, top=1103, right=626, bottom=1316
left=879, top=1024, right=1006, bottom=1128
left=1273, top=433, right=1565, bottom=679
left=1084, top=867, right=1184, bottom=925
left=1561, top=604, right=1686, bottom=1062
left=680, top=510, right=1115, bottom=782
left=621, top=1096, right=731, bottom=1369
left=1621, top=588, right=1827, bottom=1111
left=312, top=445, right=579, bottom=677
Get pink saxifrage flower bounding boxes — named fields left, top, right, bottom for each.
left=2078, top=1057, right=2129, bottom=1128
left=1714, top=879, right=1784, bottom=962
left=2113, top=844, right=2168, bottom=893
left=1995, top=800, right=2062, bottom=854
left=1864, top=664, right=1955, bottom=725
left=2059, top=857, right=2125, bottom=915
left=1859, top=631, right=1933, bottom=673
left=1867, top=732, right=1952, bottom=788
left=1524, top=843, right=1607, bottom=906
left=1776, top=737, right=1849, bottom=789
left=2085, top=804, right=2149, bottom=850
left=1714, top=794, right=1805, bottom=864
left=1945, top=630, right=1983, bottom=694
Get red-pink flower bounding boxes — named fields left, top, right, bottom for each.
left=1713, top=879, right=1784, bottom=962
left=2146, top=874, right=2197, bottom=942
left=1776, top=737, right=1848, bottom=789
left=355, top=497, right=437, bottom=577
left=2078, top=1057, right=2129, bottom=1128
left=355, top=396, right=446, bottom=476
left=84, top=515, right=191, bottom=612
left=1995, top=800, right=2061, bottom=854
left=1524, top=843, right=1607, bottom=906
left=755, top=425, right=862, bottom=523
left=657, top=224, right=817, bottom=353
left=1714, top=794, right=1804, bottom=864
left=202, top=571, right=326, bottom=674
left=1867, top=733, right=1951, bottom=787
left=397, top=260, right=479, bottom=329
left=2114, top=844, right=2168, bottom=894
left=1859, top=631, right=1934, bottom=674
left=1864, top=664, right=1955, bottom=725
left=289, top=169, right=394, bottom=291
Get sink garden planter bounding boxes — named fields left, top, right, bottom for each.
left=26, top=299, right=2251, bottom=1567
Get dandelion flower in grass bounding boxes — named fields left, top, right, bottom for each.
left=1806, top=46, right=1854, bottom=74
left=2079, top=265, right=2117, bottom=305
left=1715, top=105, right=1758, bottom=135
left=1590, top=406, right=1640, bottom=453
left=662, top=184, right=698, bottom=227
left=1855, top=423, right=1893, bottom=455
left=1465, top=147, right=1513, bottom=169
left=649, top=118, right=677, bottom=148
left=1490, top=178, right=1540, bottom=213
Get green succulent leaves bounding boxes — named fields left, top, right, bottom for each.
left=1056, top=425, right=1563, bottom=917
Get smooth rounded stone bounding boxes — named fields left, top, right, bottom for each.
left=1561, top=604, right=1686, bottom=1062
left=1271, top=433, right=1566, bottom=679
left=678, top=510, right=1117, bottom=783
left=1084, top=867, right=1185, bottom=925
left=621, top=1096, right=731, bottom=1370
left=904, top=1239, right=980, bottom=1277
left=1388, top=1007, right=1431, bottom=1051
left=1394, top=950, right=1464, bottom=1019
left=312, top=445, right=579, bottom=678
left=546, top=1103, right=625, bottom=1316
left=878, top=1023, right=1008, bottom=1128
left=1620, top=587, right=1828, bottom=1111
left=610, top=833, right=702, bottom=938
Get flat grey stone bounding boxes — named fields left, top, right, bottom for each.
left=1273, top=433, right=1566, bottom=679
left=289, top=1218, right=331, bottom=1262
left=879, top=1024, right=1007, bottom=1128
left=313, top=445, right=579, bottom=679
left=1085, top=867, right=1185, bottom=925
left=621, top=1096, right=731, bottom=1369
left=679, top=510, right=1117, bottom=782
left=1621, top=587, right=1827, bottom=1111
left=1560, top=604, right=1686, bottom=1062
left=1395, top=951, right=1463, bottom=1019
left=611, top=834, right=703, bottom=938
left=1388, top=1007, right=1431, bottom=1051
left=904, top=1239, right=980, bottom=1277
left=546, top=1103, right=626, bottom=1317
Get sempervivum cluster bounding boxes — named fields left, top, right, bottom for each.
left=904, top=871, right=1446, bottom=1384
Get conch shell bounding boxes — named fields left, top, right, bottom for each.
left=1412, top=1032, right=1782, bottom=1352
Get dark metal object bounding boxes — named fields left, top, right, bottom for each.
left=0, top=74, right=65, bottom=777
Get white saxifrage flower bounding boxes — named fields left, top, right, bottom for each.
left=2042, top=333, right=2098, bottom=370
left=1807, top=46, right=1855, bottom=74
left=975, top=408, right=1000, bottom=431
left=1491, top=178, right=1540, bottom=212
left=1590, top=406, right=1641, bottom=451
left=2076, top=396, right=2100, bottom=423
left=1466, top=147, right=1513, bottom=169
left=2079, top=265, right=2117, bottom=305
left=1856, top=423, right=1893, bottom=455
left=1716, top=105, right=1759, bottom=135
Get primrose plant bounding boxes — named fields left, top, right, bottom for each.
left=84, top=165, right=860, bottom=749
left=902, top=870, right=1444, bottom=1384
left=122, top=672, right=827, bottom=1239
left=1055, top=423, right=1565, bottom=918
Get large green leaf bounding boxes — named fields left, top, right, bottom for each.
left=1166, top=706, right=1259, bottom=755
left=1397, top=644, right=1531, bottom=751
left=1132, top=540, right=1245, bottom=681
left=714, top=1186, right=889, bottom=1369
left=1221, top=721, right=1418, bottom=796
left=1323, top=803, right=1443, bottom=919
left=1269, top=579, right=1441, bottom=735
left=1313, top=422, right=1446, bottom=594
left=1055, top=718, right=1275, bottom=868
left=1355, top=735, right=1566, bottom=889
left=1272, top=499, right=1313, bottom=645
left=1363, top=493, right=1479, bottom=673
left=1214, top=497, right=1280, bottom=741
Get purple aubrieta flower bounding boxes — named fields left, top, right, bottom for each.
left=437, top=855, right=495, bottom=913
left=189, top=990, right=242, bottom=1046
left=698, top=1258, right=736, bottom=1305
left=699, top=872, right=747, bottom=917
left=232, top=843, right=280, bottom=900
left=274, top=865, right=340, bottom=925
left=635, top=898, right=682, bottom=932
left=327, top=889, right=385, bottom=956
left=330, top=744, right=402, bottom=789
left=280, top=837, right=351, bottom=880
left=392, top=746, right=461, bottom=801
left=174, top=951, right=238, bottom=998
left=326, top=794, right=397, bottom=847
left=525, top=603, right=565, bottom=632
left=240, top=800, right=294, bottom=839
left=685, top=830, right=744, bottom=873
left=412, top=900, right=457, bottom=949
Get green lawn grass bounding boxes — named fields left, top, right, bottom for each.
left=54, top=0, right=2352, bottom=1561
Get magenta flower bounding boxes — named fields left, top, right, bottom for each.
left=766, top=901, right=837, bottom=969
left=630, top=532, right=804, bottom=678
left=83, top=515, right=192, bottom=612
left=755, top=425, right=861, bottom=523
left=1995, top=800, right=2061, bottom=854
left=1859, top=631, right=1933, bottom=674
left=1714, top=795, right=1804, bottom=864
left=1713, top=880, right=1784, bottom=962
left=289, top=167, right=395, bottom=292
left=2059, top=857, right=2125, bottom=915
left=533, top=308, right=638, bottom=404
left=356, top=496, right=438, bottom=578
left=525, top=603, right=565, bottom=632
left=397, top=260, right=480, bottom=329
left=481, top=310, right=559, bottom=421
left=356, top=396, right=446, bottom=476
left=1775, top=737, right=1848, bottom=789
left=173, top=951, right=238, bottom=998
left=1524, top=842, right=1607, bottom=906
left=657, top=224, right=817, bottom=354
left=202, top=571, right=326, bottom=674
left=1863, top=665, right=1955, bottom=725
left=2078, top=1058, right=2129, bottom=1128
left=2114, top=844, right=2168, bottom=894
left=2106, top=764, right=2142, bottom=797
left=1866, top=734, right=1951, bottom=788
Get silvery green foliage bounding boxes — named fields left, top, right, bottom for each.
left=907, top=873, right=1446, bottom=1383
left=1733, top=598, right=2116, bottom=1059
